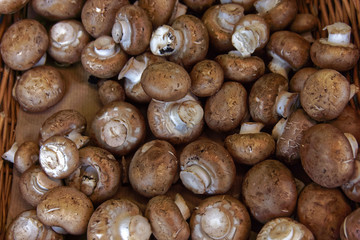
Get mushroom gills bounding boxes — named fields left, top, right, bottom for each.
left=101, top=119, right=128, bottom=147
left=217, top=4, right=244, bottom=32
left=112, top=18, right=132, bottom=50
left=115, top=215, right=152, bottom=240
left=268, top=51, right=292, bottom=79
left=32, top=171, right=62, bottom=194
left=180, top=164, right=212, bottom=194
left=150, top=25, right=183, bottom=56
left=266, top=222, right=304, bottom=240
left=80, top=165, right=99, bottom=196
left=41, top=144, right=69, bottom=178
left=169, top=100, right=204, bottom=131
left=274, top=91, right=299, bottom=118
left=51, top=22, right=78, bottom=48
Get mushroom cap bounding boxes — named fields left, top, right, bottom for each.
left=14, top=66, right=65, bottom=113
left=37, top=186, right=94, bottom=235
left=215, top=54, right=265, bottom=83
left=275, top=109, right=316, bottom=165
left=31, top=0, right=84, bottom=21
left=1, top=19, right=48, bottom=71
left=66, top=146, right=121, bottom=204
left=6, top=210, right=63, bottom=240
left=340, top=208, right=360, bottom=240
left=179, top=138, right=236, bottom=194
left=190, top=59, right=224, bottom=97
left=145, top=195, right=190, bottom=240
left=138, top=0, right=177, bottom=28
left=205, top=81, right=248, bottom=132
left=98, top=80, right=125, bottom=105
left=330, top=105, right=360, bottom=144
left=310, top=38, right=360, bottom=72
left=90, top=101, right=146, bottom=156
left=300, top=123, right=355, bottom=188
left=242, top=159, right=298, bottom=224
left=141, top=61, right=191, bottom=101
left=225, top=132, right=275, bottom=165
left=19, top=164, right=63, bottom=207
left=0, top=0, right=30, bottom=14
left=289, top=67, right=317, bottom=92
left=81, top=0, right=129, bottom=38
left=88, top=199, right=151, bottom=240
left=266, top=31, right=310, bottom=70
left=14, top=141, right=39, bottom=174
left=183, top=0, right=215, bottom=12
left=249, top=73, right=288, bottom=126
left=39, top=135, right=80, bottom=179
left=129, top=140, right=178, bottom=198
left=190, top=195, right=251, bottom=240
left=113, top=4, right=153, bottom=55
left=341, top=157, right=360, bottom=202
left=290, top=13, right=318, bottom=33
left=48, top=20, right=91, bottom=64
left=297, top=183, right=351, bottom=240
left=256, top=217, right=314, bottom=240
left=300, top=69, right=350, bottom=121
left=39, top=109, right=87, bottom=145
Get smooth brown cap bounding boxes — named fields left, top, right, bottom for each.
left=32, top=0, right=84, bottom=21
left=0, top=0, right=30, bottom=14
left=330, top=105, right=360, bottom=144
left=98, top=80, right=125, bottom=105
left=290, top=13, right=318, bottom=33
left=14, top=141, right=39, bottom=174
left=289, top=67, right=317, bottom=92
left=138, top=0, right=176, bottom=28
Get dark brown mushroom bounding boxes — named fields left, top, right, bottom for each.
left=32, top=0, right=84, bottom=21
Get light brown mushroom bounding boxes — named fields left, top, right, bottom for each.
left=220, top=0, right=257, bottom=12
left=13, top=66, right=65, bottom=113
left=341, top=156, right=360, bottom=202
left=87, top=199, right=152, bottom=240
left=1, top=19, right=48, bottom=71
left=183, top=0, right=215, bottom=12
left=97, top=79, right=125, bottom=105
left=0, top=0, right=30, bottom=14
left=289, top=67, right=317, bottom=92
left=37, top=186, right=94, bottom=235
left=290, top=13, right=318, bottom=42
left=340, top=208, right=360, bottom=240
left=190, top=195, right=251, bottom=240
left=32, top=0, right=84, bottom=21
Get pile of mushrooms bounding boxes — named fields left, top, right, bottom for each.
left=2, top=0, right=360, bottom=239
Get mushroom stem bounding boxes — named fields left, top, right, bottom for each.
left=168, top=2, right=188, bottom=25
left=267, top=222, right=302, bottom=240
left=33, top=53, right=47, bottom=67
left=344, top=133, right=358, bottom=159
left=200, top=207, right=232, bottom=239
left=101, top=120, right=127, bottom=148
left=180, top=164, right=212, bottom=194
left=174, top=193, right=191, bottom=220
left=2, top=142, right=18, bottom=163
left=117, top=215, right=152, bottom=240
left=169, top=100, right=204, bottom=130
left=51, top=22, right=77, bottom=47
left=118, top=57, right=147, bottom=85
left=150, top=25, right=184, bottom=56
left=272, top=118, right=288, bottom=141
left=239, top=122, right=265, bottom=134
left=80, top=165, right=99, bottom=196
left=325, top=22, right=352, bottom=45
left=94, top=36, right=117, bottom=57
left=218, top=4, right=244, bottom=32
left=268, top=51, right=292, bottom=79
left=112, top=20, right=132, bottom=49
left=274, top=91, right=299, bottom=118
left=349, top=84, right=359, bottom=100
left=254, top=0, right=281, bottom=14
left=65, top=130, right=90, bottom=149
left=51, top=226, right=68, bottom=235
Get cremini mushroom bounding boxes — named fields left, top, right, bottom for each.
left=340, top=208, right=360, bottom=240
left=1, top=19, right=48, bottom=71
left=330, top=105, right=360, bottom=144
left=66, top=146, right=121, bottom=204
left=13, top=66, right=65, bottom=113
left=87, top=199, right=152, bottom=240
left=97, top=79, right=125, bottom=105
left=183, top=0, right=215, bottom=12
left=0, top=0, right=30, bottom=14
left=220, top=0, right=257, bottom=12
left=290, top=13, right=318, bottom=42
left=32, top=0, right=84, bottom=21
left=190, top=195, right=251, bottom=240
left=289, top=67, right=317, bottom=92
left=310, top=22, right=359, bottom=71
left=129, top=140, right=178, bottom=197
left=179, top=138, right=236, bottom=194
left=341, top=156, right=360, bottom=202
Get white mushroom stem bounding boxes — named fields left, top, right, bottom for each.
left=169, top=100, right=204, bottom=130
left=81, top=166, right=98, bottom=196
left=218, top=4, right=244, bottom=32
left=117, top=215, right=152, bottom=240
left=51, top=22, right=77, bottom=47
left=272, top=118, right=288, bottom=141
left=51, top=226, right=68, bottom=235
left=266, top=221, right=304, bottom=240
left=2, top=141, right=18, bottom=163
left=344, top=132, right=358, bottom=159
left=65, top=130, right=90, bottom=149
left=112, top=19, right=132, bottom=49
left=40, top=145, right=69, bottom=179
left=168, top=2, right=188, bottom=25
left=239, top=122, right=265, bottom=134
left=268, top=51, right=292, bottom=79
left=32, top=171, right=62, bottom=194
left=118, top=57, right=147, bottom=85
left=231, top=26, right=258, bottom=58
left=254, top=0, right=281, bottom=14
left=94, top=36, right=116, bottom=57
left=174, top=193, right=191, bottom=220
left=101, top=120, right=127, bottom=148
left=349, top=84, right=359, bottom=100
left=274, top=91, right=299, bottom=118
left=180, top=164, right=212, bottom=194
left=33, top=53, right=47, bottom=67
left=200, top=207, right=231, bottom=239
left=325, top=22, right=352, bottom=45
left=150, top=25, right=184, bottom=56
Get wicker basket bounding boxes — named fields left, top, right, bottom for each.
left=0, top=0, right=359, bottom=239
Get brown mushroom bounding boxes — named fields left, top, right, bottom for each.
left=289, top=67, right=317, bottom=92
left=13, top=66, right=65, bottom=113
left=97, top=79, right=125, bottom=105
left=37, top=186, right=94, bottom=235
left=129, top=140, right=178, bottom=198
left=0, top=0, right=30, bottom=14
left=48, top=20, right=90, bottom=65
left=340, top=208, right=360, bottom=240
left=220, top=0, right=257, bottom=12
left=90, top=101, right=146, bottom=156
left=290, top=13, right=318, bottom=42
left=66, top=146, right=121, bottom=204
left=39, top=135, right=80, bottom=179
left=87, top=199, right=152, bottom=240
left=81, top=35, right=128, bottom=79
left=190, top=195, right=251, bottom=240
left=300, top=123, right=356, bottom=188
left=179, top=138, right=236, bottom=194
left=147, top=93, right=204, bottom=145
left=112, top=4, right=153, bottom=56
left=1, top=19, right=48, bottom=71
left=310, top=22, right=359, bottom=71
left=242, top=159, right=298, bottom=224
left=341, top=156, right=360, bottom=202
left=297, top=183, right=352, bottom=240
left=5, top=210, right=63, bottom=240
left=183, top=0, right=215, bottom=12
left=225, top=122, right=275, bottom=165
left=32, top=0, right=84, bottom=21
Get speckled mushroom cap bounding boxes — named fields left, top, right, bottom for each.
left=37, top=186, right=94, bottom=235
left=5, top=210, right=63, bottom=240
left=297, top=183, right=352, bottom=240
left=14, top=66, right=65, bottom=113
left=242, top=159, right=298, bottom=224
left=0, top=0, right=30, bottom=14
left=90, top=101, right=146, bottom=156
left=14, top=141, right=39, bottom=174
left=87, top=199, right=151, bottom=240
left=1, top=19, right=48, bottom=71
left=340, top=208, right=360, bottom=240
left=330, top=105, right=360, bottom=144
left=32, top=0, right=84, bottom=21
left=145, top=195, right=190, bottom=240
left=289, top=67, right=317, bottom=92
left=256, top=217, right=314, bottom=240
left=190, top=195, right=251, bottom=240
left=300, top=123, right=355, bottom=188
left=138, top=0, right=177, bottom=28
left=179, top=138, right=236, bottom=195
left=98, top=80, right=126, bottom=105
left=66, top=146, right=121, bottom=204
